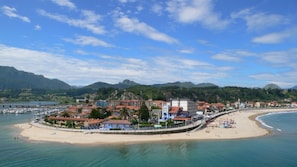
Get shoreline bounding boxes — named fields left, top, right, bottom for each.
left=15, top=108, right=297, bottom=145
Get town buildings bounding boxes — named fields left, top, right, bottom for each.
left=45, top=97, right=297, bottom=130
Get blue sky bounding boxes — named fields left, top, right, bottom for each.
left=1, top=0, right=297, bottom=88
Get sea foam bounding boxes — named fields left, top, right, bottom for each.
left=256, top=116, right=274, bottom=129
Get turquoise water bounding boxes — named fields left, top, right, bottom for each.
left=1, top=112, right=297, bottom=167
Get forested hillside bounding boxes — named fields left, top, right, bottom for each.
left=0, top=66, right=71, bottom=90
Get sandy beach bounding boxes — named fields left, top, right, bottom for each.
left=15, top=108, right=296, bottom=145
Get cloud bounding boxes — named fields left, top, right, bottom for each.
left=261, top=48, right=297, bottom=66
left=64, top=35, right=113, bottom=47
left=51, top=0, right=76, bottom=10
left=151, top=56, right=229, bottom=84
left=34, top=24, right=41, bottom=30
left=136, top=5, right=143, bottom=12
left=231, top=8, right=289, bottom=31
left=248, top=48, right=297, bottom=88
left=75, top=49, right=88, bottom=55
left=178, top=49, right=194, bottom=54
left=252, top=28, right=297, bottom=44
left=0, top=44, right=233, bottom=85
left=166, top=0, right=229, bottom=29
left=118, top=0, right=136, bottom=3
left=151, top=3, right=163, bottom=16
left=197, top=39, right=209, bottom=45
left=212, top=53, right=241, bottom=62
left=249, top=73, right=296, bottom=88
left=154, top=56, right=212, bottom=71
left=2, top=5, right=30, bottom=22
left=0, top=44, right=148, bottom=85
left=38, top=9, right=105, bottom=34
left=212, top=50, right=255, bottom=62
left=115, top=15, right=178, bottom=44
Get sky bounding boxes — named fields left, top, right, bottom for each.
left=1, top=0, right=297, bottom=88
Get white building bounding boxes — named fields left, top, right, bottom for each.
left=160, top=99, right=197, bottom=121
left=171, top=99, right=197, bottom=115
left=160, top=102, right=174, bottom=121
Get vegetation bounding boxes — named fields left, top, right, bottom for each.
left=1, top=66, right=297, bottom=104
left=1, top=85, right=297, bottom=104
left=0, top=66, right=71, bottom=89
left=88, top=108, right=111, bottom=119
left=139, top=101, right=150, bottom=122
left=120, top=107, right=129, bottom=120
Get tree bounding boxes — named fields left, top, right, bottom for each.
left=138, top=101, right=149, bottom=122
left=66, top=121, right=74, bottom=128
left=89, top=109, right=101, bottom=119
left=120, top=107, right=129, bottom=120
left=61, top=112, right=70, bottom=117
left=88, top=108, right=111, bottom=119
left=101, top=108, right=111, bottom=119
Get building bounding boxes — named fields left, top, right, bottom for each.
left=95, top=100, right=109, bottom=107
left=160, top=99, right=197, bottom=121
left=101, top=120, right=132, bottom=130
left=47, top=116, right=104, bottom=129
left=161, top=104, right=170, bottom=121
left=171, top=99, right=197, bottom=116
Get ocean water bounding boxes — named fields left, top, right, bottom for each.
left=1, top=112, right=297, bottom=167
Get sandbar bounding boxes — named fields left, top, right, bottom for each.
left=15, top=108, right=297, bottom=145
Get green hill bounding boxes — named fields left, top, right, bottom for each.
left=264, top=83, right=281, bottom=90
left=196, top=82, right=218, bottom=88
left=0, top=66, right=71, bottom=90
left=152, top=82, right=217, bottom=88
left=85, top=79, right=139, bottom=89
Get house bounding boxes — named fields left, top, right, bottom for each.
left=160, top=99, right=196, bottom=121
left=211, top=103, right=226, bottom=112
left=151, top=108, right=162, bottom=122
left=255, top=102, right=266, bottom=108
left=246, top=101, right=254, bottom=108
left=267, top=101, right=280, bottom=107
left=95, top=100, right=109, bottom=107
left=291, top=102, right=297, bottom=108
left=197, top=101, right=209, bottom=111
left=47, top=116, right=104, bottom=129
left=169, top=106, right=182, bottom=117
left=160, top=104, right=175, bottom=121
left=171, top=99, right=197, bottom=116
left=173, top=117, right=191, bottom=125
left=101, top=120, right=132, bottom=130
left=152, top=100, right=165, bottom=109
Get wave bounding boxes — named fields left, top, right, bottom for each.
left=256, top=117, right=274, bottom=129
left=256, top=111, right=297, bottom=132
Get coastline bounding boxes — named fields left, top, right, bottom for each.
left=15, top=108, right=297, bottom=145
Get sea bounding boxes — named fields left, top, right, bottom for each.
left=1, top=111, right=297, bottom=167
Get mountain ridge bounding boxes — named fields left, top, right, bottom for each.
left=0, top=66, right=71, bottom=90
left=1, top=66, right=297, bottom=90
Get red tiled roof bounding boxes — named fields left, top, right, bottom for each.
left=116, top=105, right=139, bottom=110
left=173, top=117, right=191, bottom=121
left=103, top=120, right=131, bottom=125
left=106, top=115, right=119, bottom=119
left=48, top=116, right=104, bottom=124
left=48, top=116, right=86, bottom=122
left=87, top=119, right=104, bottom=125
left=169, top=106, right=180, bottom=114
